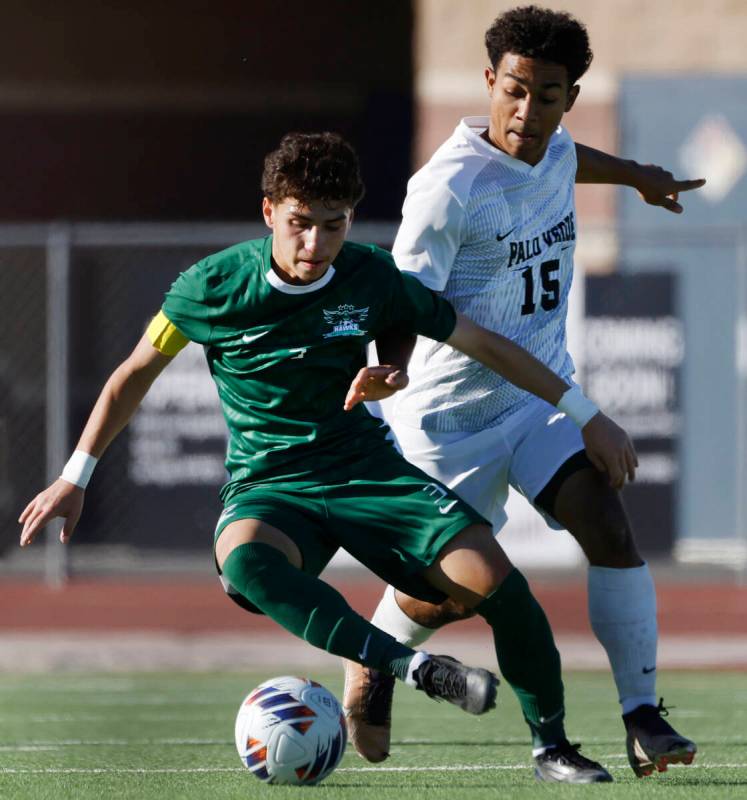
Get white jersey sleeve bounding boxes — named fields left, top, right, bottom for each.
left=392, top=174, right=466, bottom=291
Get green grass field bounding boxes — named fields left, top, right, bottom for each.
left=1, top=670, right=745, bottom=799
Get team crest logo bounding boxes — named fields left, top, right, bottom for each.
left=322, top=304, right=369, bottom=338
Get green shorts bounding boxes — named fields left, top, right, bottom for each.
left=214, top=447, right=488, bottom=610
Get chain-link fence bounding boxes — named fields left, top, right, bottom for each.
left=1, top=222, right=745, bottom=581
left=0, top=243, right=47, bottom=556
left=0, top=223, right=399, bottom=580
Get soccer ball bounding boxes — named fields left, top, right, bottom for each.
left=235, top=675, right=347, bottom=785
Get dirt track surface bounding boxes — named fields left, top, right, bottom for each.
left=2, top=576, right=746, bottom=671
left=3, top=576, right=746, bottom=634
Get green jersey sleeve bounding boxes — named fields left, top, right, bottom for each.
left=399, top=272, right=456, bottom=341
left=375, top=258, right=456, bottom=342
left=161, top=262, right=211, bottom=345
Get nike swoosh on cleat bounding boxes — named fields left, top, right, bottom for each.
left=495, top=226, right=516, bottom=242
left=358, top=634, right=372, bottom=661
left=642, top=665, right=657, bottom=674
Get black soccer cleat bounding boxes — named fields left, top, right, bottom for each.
left=534, top=740, right=613, bottom=783
left=413, top=655, right=498, bottom=715
left=623, top=698, right=697, bottom=777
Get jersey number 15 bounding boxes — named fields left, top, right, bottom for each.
left=520, top=259, right=560, bottom=316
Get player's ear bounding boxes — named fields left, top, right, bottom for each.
left=485, top=67, right=496, bottom=94
left=262, top=197, right=275, bottom=229
left=565, top=84, right=580, bottom=113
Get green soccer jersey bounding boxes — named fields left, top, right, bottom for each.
left=160, top=236, right=456, bottom=500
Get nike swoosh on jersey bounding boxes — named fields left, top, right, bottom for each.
left=495, top=226, right=516, bottom=242
left=642, top=665, right=657, bottom=674
left=439, top=500, right=458, bottom=515
left=358, top=633, right=372, bottom=661
left=241, top=330, right=269, bottom=344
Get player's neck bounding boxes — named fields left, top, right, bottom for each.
left=270, top=256, right=331, bottom=287
left=480, top=126, right=544, bottom=167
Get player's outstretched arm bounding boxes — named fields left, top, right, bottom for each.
left=575, top=142, right=705, bottom=214
left=447, top=313, right=637, bottom=489
left=18, top=334, right=174, bottom=547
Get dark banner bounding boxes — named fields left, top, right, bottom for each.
left=584, top=273, right=683, bottom=556
left=68, top=245, right=228, bottom=550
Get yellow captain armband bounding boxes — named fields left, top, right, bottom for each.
left=146, top=310, right=190, bottom=356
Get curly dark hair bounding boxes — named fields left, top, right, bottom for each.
left=261, top=132, right=365, bottom=208
left=485, top=5, right=593, bottom=86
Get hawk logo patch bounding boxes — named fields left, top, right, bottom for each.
left=322, top=304, right=369, bottom=338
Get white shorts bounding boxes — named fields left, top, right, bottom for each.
left=386, top=396, right=585, bottom=533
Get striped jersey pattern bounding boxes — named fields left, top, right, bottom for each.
left=392, top=116, right=578, bottom=432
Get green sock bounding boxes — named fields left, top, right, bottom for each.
left=221, top=542, right=415, bottom=680
left=476, top=569, right=566, bottom=748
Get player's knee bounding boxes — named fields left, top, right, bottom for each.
left=216, top=518, right=302, bottom=571
left=598, top=506, right=633, bottom=548
left=220, top=540, right=290, bottom=611
left=429, top=523, right=514, bottom=603
left=407, top=596, right=476, bottom=628
left=439, top=597, right=477, bottom=624
left=584, top=505, right=640, bottom=566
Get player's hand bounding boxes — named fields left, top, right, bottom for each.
left=633, top=163, right=705, bottom=214
left=344, top=365, right=409, bottom=411
left=581, top=413, right=638, bottom=490
left=18, top=479, right=85, bottom=547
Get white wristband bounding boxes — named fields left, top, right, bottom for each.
left=557, top=385, right=599, bottom=428
left=61, top=450, right=99, bottom=489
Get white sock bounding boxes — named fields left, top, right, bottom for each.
left=371, top=584, right=436, bottom=647
left=404, top=651, right=430, bottom=687
left=588, top=563, right=658, bottom=715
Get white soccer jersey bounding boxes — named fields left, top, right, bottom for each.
left=392, top=116, right=578, bottom=433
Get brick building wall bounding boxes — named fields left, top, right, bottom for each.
left=412, top=0, right=747, bottom=268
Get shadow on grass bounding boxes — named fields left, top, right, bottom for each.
left=329, top=782, right=527, bottom=789
left=392, top=737, right=747, bottom=748
left=391, top=739, right=616, bottom=747
left=654, top=779, right=747, bottom=786
left=330, top=776, right=747, bottom=789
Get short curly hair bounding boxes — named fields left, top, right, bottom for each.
left=261, top=132, right=365, bottom=209
left=485, top=5, right=593, bottom=86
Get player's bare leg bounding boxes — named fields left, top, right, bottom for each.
left=352, top=463, right=694, bottom=775
left=396, top=594, right=476, bottom=627
left=552, top=467, right=697, bottom=776
left=346, top=523, right=611, bottom=782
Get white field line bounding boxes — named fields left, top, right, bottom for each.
left=1, top=714, right=221, bottom=723
left=3, top=736, right=745, bottom=750
left=0, top=739, right=229, bottom=748
left=1, top=763, right=746, bottom=774
left=0, top=746, right=60, bottom=752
